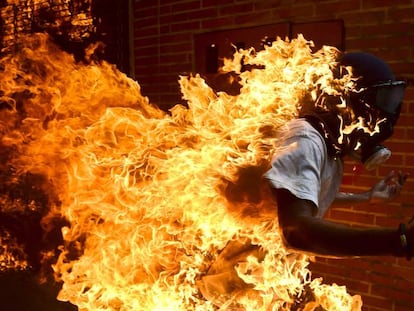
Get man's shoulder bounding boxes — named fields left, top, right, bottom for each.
left=280, top=118, right=328, bottom=156
left=284, top=118, right=322, bottom=138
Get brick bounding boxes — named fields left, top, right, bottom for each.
left=160, top=12, right=190, bottom=24
left=202, top=0, right=225, bottom=7
left=390, top=61, right=414, bottom=76
left=393, top=271, right=414, bottom=287
left=172, top=0, right=200, bottom=12
left=133, top=16, right=160, bottom=29
left=342, top=174, right=377, bottom=189
left=168, top=9, right=218, bottom=25
left=272, top=4, right=316, bottom=20
left=339, top=10, right=387, bottom=25
left=387, top=153, right=407, bottom=168
left=345, top=280, right=370, bottom=295
left=331, top=209, right=376, bottom=225
left=160, top=52, right=190, bottom=64
left=362, top=22, right=414, bottom=38
left=189, top=8, right=218, bottom=20
left=158, top=32, right=193, bottom=45
left=134, top=6, right=158, bottom=20
left=405, top=105, right=414, bottom=116
left=391, top=126, right=406, bottom=140
left=395, top=113, right=414, bottom=128
left=393, top=303, right=414, bottom=311
left=160, top=42, right=193, bottom=54
left=235, top=11, right=274, bottom=26
left=159, top=4, right=172, bottom=15
left=368, top=271, right=399, bottom=287
left=135, top=56, right=159, bottom=67
left=136, top=26, right=160, bottom=38
left=201, top=16, right=235, bottom=29
left=387, top=140, right=414, bottom=154
left=374, top=215, right=401, bottom=227
left=360, top=294, right=394, bottom=310
left=404, top=88, right=414, bottom=101
left=219, top=2, right=254, bottom=15
left=351, top=202, right=401, bottom=218
left=405, top=154, right=414, bottom=167
left=159, top=93, right=183, bottom=104
left=309, top=261, right=349, bottom=277
left=134, top=37, right=160, bottom=48
left=159, top=63, right=193, bottom=76
left=160, top=25, right=171, bottom=34
left=134, top=45, right=159, bottom=58
left=394, top=48, right=414, bottom=64
left=253, top=1, right=281, bottom=11
left=346, top=36, right=396, bottom=51
left=388, top=6, right=414, bottom=21
left=337, top=257, right=376, bottom=271
left=363, top=0, right=411, bottom=9
left=344, top=24, right=362, bottom=38
left=317, top=0, right=360, bottom=15
left=371, top=283, right=414, bottom=302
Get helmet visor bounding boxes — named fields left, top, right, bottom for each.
left=373, top=80, right=406, bottom=114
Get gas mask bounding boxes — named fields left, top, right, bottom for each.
left=352, top=80, right=406, bottom=170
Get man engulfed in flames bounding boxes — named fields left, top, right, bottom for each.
left=0, top=31, right=409, bottom=311
left=199, top=45, right=410, bottom=309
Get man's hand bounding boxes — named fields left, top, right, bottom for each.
left=369, top=170, right=409, bottom=204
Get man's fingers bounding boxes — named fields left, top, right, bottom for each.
left=385, top=171, right=409, bottom=187
left=384, top=170, right=395, bottom=183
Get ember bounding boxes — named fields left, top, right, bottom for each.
left=0, top=6, right=362, bottom=310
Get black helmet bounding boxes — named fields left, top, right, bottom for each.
left=341, top=52, right=405, bottom=118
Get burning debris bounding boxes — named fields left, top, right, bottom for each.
left=0, top=5, right=362, bottom=310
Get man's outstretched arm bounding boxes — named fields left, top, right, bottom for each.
left=334, top=170, right=409, bottom=205
left=274, top=188, right=412, bottom=259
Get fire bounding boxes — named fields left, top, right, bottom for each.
left=0, top=31, right=362, bottom=310
left=0, top=231, right=28, bottom=271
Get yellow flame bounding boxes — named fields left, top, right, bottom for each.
left=0, top=231, right=29, bottom=271
left=0, top=33, right=362, bottom=310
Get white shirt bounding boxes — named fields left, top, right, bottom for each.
left=264, top=119, right=343, bottom=217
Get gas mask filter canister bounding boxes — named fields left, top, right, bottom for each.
left=361, top=144, right=392, bottom=171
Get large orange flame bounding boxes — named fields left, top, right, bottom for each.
left=0, top=32, right=362, bottom=310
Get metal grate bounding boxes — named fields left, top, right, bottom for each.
left=0, top=0, right=131, bottom=74
left=0, top=0, right=94, bottom=54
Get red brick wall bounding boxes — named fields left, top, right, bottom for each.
left=132, top=1, right=414, bottom=310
